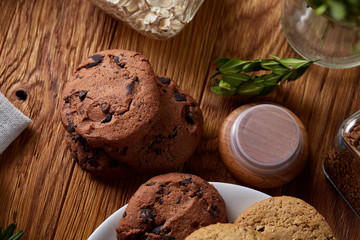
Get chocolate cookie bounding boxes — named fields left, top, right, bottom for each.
left=116, top=173, right=228, bottom=240
left=66, top=134, right=137, bottom=178
left=234, top=196, right=336, bottom=240
left=61, top=49, right=161, bottom=149
left=105, top=76, right=203, bottom=172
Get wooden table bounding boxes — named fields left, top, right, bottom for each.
left=1, top=0, right=359, bottom=239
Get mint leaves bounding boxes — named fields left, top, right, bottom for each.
left=211, top=55, right=315, bottom=97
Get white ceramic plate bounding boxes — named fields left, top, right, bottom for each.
left=88, top=182, right=270, bottom=240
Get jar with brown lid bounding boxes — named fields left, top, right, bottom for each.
left=219, top=103, right=309, bottom=188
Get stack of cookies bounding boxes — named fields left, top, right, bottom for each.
left=60, top=50, right=203, bottom=177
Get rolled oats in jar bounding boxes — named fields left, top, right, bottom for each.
left=88, top=0, right=205, bottom=40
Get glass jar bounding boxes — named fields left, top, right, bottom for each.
left=323, top=110, right=360, bottom=218
left=88, top=0, right=205, bottom=40
left=281, top=0, right=360, bottom=68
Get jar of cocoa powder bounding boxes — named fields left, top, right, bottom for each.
left=323, top=110, right=360, bottom=218
left=219, top=103, right=309, bottom=189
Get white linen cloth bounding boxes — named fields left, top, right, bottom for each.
left=0, top=92, right=31, bottom=154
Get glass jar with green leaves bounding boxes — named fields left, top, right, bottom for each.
left=281, top=0, right=360, bottom=68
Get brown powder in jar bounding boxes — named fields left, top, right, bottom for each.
left=324, top=122, right=360, bottom=215
left=325, top=150, right=360, bottom=215
left=344, top=122, right=360, bottom=151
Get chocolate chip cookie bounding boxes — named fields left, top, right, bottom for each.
left=61, top=49, right=161, bottom=150
left=66, top=134, right=137, bottom=178
left=116, top=173, right=228, bottom=240
left=105, top=76, right=203, bottom=172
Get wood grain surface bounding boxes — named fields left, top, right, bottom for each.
left=0, top=0, right=359, bottom=239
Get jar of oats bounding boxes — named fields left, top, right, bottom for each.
left=323, top=110, right=360, bottom=218
left=88, top=0, right=205, bottom=40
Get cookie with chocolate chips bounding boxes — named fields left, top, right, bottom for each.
left=105, top=75, right=203, bottom=172
left=65, top=134, right=137, bottom=178
left=125, top=76, right=202, bottom=171
left=61, top=49, right=161, bottom=149
left=116, top=173, right=228, bottom=240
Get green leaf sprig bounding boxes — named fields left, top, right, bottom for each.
left=211, top=55, right=315, bottom=97
left=0, top=223, right=24, bottom=240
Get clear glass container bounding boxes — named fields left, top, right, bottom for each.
left=281, top=0, right=360, bottom=68
left=323, top=110, right=360, bottom=218
left=88, top=0, right=204, bottom=40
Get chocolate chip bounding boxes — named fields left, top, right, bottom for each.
left=257, top=226, right=265, bottom=232
left=74, top=135, right=86, bottom=145
left=191, top=190, right=203, bottom=198
left=15, top=90, right=27, bottom=101
left=176, top=198, right=181, bottom=204
left=140, top=208, right=154, bottom=222
left=152, top=225, right=163, bottom=235
left=64, top=96, right=70, bottom=103
left=79, top=90, right=87, bottom=101
left=179, top=178, right=192, bottom=185
left=121, top=53, right=126, bottom=57
left=134, top=77, right=139, bottom=82
left=156, top=197, right=164, bottom=204
left=86, top=158, right=98, bottom=168
left=114, top=56, right=125, bottom=68
left=86, top=54, right=103, bottom=68
left=168, top=126, right=178, bottom=139
left=123, top=211, right=127, bottom=218
left=174, top=92, right=186, bottom=102
left=208, top=204, right=220, bottom=217
left=67, top=122, right=76, bottom=133
left=157, top=76, right=170, bottom=85
left=101, top=103, right=110, bottom=113
left=101, top=114, right=112, bottom=123
left=146, top=181, right=157, bottom=186
left=113, top=56, right=120, bottom=64
left=157, top=184, right=167, bottom=194
left=155, top=148, right=162, bottom=155
left=185, top=106, right=195, bottom=124
left=126, top=83, right=135, bottom=96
